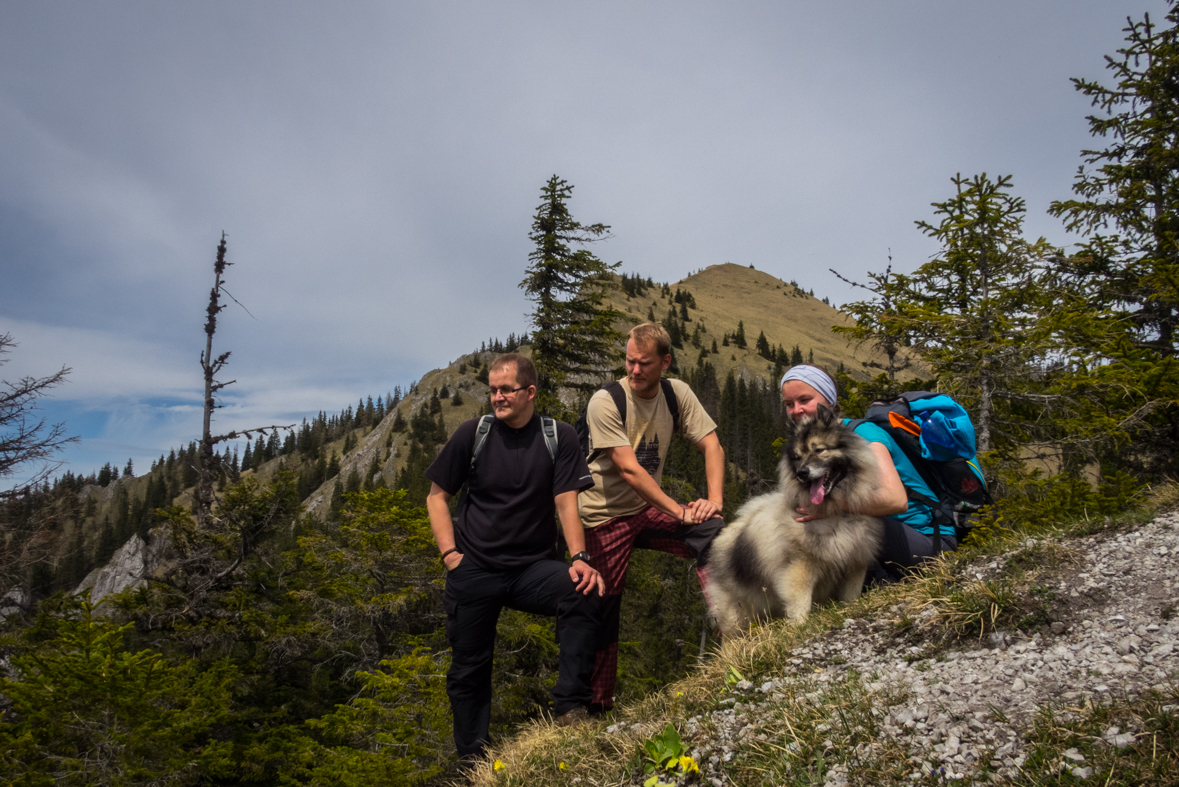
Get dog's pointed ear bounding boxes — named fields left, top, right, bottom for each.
left=815, top=404, right=837, bottom=427
left=783, top=414, right=802, bottom=436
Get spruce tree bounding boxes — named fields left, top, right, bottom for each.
left=903, top=173, right=1053, bottom=455
left=520, top=176, right=624, bottom=419
left=1049, top=5, right=1179, bottom=357
left=1046, top=5, right=1179, bottom=476
left=327, top=452, right=341, bottom=479
left=755, top=331, right=771, bottom=359
left=733, top=321, right=747, bottom=348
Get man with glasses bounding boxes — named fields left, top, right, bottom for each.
left=426, top=353, right=603, bottom=763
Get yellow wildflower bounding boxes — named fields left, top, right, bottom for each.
left=493, top=760, right=505, bottom=771
left=559, top=762, right=567, bottom=771
left=679, top=755, right=700, bottom=774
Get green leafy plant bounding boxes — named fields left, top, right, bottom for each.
left=640, top=723, right=700, bottom=786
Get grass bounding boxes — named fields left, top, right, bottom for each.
left=1018, top=686, right=1179, bottom=786
left=457, top=480, right=1179, bottom=787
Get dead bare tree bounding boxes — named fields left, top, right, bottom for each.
left=830, top=256, right=915, bottom=381
left=194, top=233, right=292, bottom=529
left=0, top=333, right=77, bottom=498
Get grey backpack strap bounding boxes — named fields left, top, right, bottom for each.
left=469, top=414, right=495, bottom=471
left=541, top=415, right=558, bottom=462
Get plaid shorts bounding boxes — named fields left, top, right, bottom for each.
left=584, top=506, right=724, bottom=710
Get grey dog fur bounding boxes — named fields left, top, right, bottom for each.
left=708, top=407, right=883, bottom=635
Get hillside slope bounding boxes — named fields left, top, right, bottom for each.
left=34, top=262, right=905, bottom=600
left=465, top=503, right=1179, bottom=786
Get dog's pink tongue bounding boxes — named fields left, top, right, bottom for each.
left=810, top=478, right=826, bottom=506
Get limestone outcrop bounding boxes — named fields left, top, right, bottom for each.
left=73, top=531, right=170, bottom=607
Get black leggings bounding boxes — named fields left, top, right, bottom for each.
left=866, top=517, right=957, bottom=585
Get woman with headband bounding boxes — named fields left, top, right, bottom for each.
left=779, top=365, right=953, bottom=583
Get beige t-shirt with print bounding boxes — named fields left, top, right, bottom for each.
left=577, top=377, right=717, bottom=528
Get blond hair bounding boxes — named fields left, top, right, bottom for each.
left=628, top=323, right=671, bottom=357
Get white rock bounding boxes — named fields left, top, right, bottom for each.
left=73, top=532, right=170, bottom=607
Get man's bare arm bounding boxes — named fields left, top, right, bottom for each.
left=686, top=431, right=724, bottom=521
left=603, top=444, right=689, bottom=522
left=554, top=490, right=604, bottom=595
left=426, top=482, right=464, bottom=570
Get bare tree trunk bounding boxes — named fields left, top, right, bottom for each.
left=195, top=235, right=231, bottom=528
left=977, top=245, right=993, bottom=453
left=193, top=233, right=291, bottom=529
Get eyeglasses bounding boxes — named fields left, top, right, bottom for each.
left=488, top=385, right=529, bottom=397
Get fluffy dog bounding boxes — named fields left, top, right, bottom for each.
left=708, top=407, right=883, bottom=636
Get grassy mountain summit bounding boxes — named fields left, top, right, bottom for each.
left=607, top=262, right=914, bottom=384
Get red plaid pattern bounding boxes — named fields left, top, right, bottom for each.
left=584, top=506, right=715, bottom=710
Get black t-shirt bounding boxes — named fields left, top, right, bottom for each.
left=426, top=414, right=593, bottom=571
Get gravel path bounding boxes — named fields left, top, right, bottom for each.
left=619, top=511, right=1179, bottom=785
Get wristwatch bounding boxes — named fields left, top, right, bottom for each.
left=571, top=551, right=592, bottom=565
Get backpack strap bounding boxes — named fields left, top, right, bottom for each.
left=472, top=414, right=558, bottom=468
left=603, top=378, right=679, bottom=432
left=660, top=378, right=681, bottom=433
left=540, top=415, right=558, bottom=462
left=469, top=414, right=495, bottom=471
left=605, top=380, right=627, bottom=424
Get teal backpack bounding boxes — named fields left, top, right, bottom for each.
left=849, top=392, right=992, bottom=548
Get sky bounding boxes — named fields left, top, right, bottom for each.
left=1, top=0, right=1169, bottom=484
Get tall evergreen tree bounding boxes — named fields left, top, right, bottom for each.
left=755, top=330, right=771, bottom=359
left=1049, top=4, right=1179, bottom=358
left=520, top=176, right=625, bottom=419
left=902, top=173, right=1053, bottom=455
left=1047, top=4, right=1179, bottom=476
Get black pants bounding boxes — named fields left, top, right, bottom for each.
left=866, top=517, right=958, bottom=585
left=443, top=559, right=601, bottom=759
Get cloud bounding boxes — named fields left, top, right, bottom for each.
left=1, top=318, right=191, bottom=403
left=1, top=0, right=1170, bottom=480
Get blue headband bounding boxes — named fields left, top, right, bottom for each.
left=780, top=365, right=837, bottom=405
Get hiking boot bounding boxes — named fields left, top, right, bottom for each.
left=554, top=707, right=589, bottom=727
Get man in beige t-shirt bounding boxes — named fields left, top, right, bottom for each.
left=580, top=323, right=726, bottom=712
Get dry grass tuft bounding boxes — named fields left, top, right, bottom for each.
left=1145, top=478, right=1179, bottom=514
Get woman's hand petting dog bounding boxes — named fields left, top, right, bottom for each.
left=795, top=505, right=826, bottom=522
